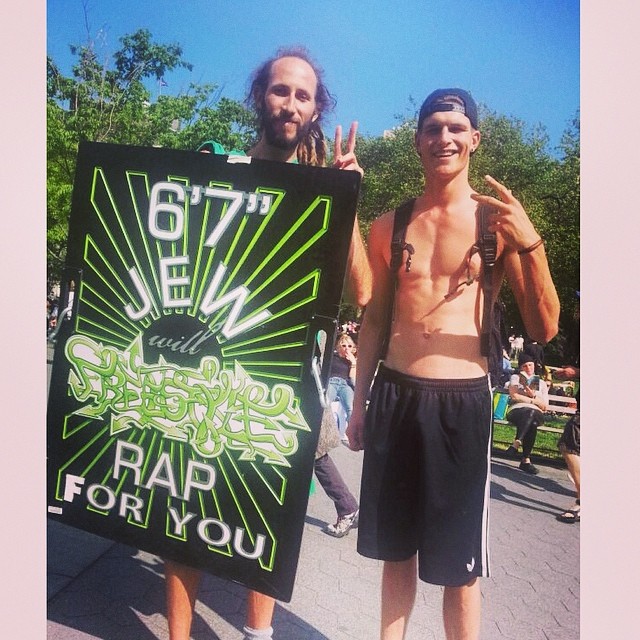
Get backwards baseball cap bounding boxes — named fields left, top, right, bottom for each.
left=417, top=88, right=479, bottom=130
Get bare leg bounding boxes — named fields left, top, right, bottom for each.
left=557, top=449, right=580, bottom=521
left=165, top=560, right=203, bottom=640
left=562, top=451, right=580, bottom=501
left=380, top=556, right=417, bottom=640
left=245, top=590, right=276, bottom=630
left=442, top=578, right=481, bottom=640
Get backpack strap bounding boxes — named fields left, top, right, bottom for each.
left=390, top=198, right=416, bottom=275
left=475, top=203, right=498, bottom=357
left=384, top=198, right=416, bottom=356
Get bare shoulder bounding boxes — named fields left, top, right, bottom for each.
left=368, top=209, right=395, bottom=254
left=365, top=210, right=396, bottom=314
left=370, top=208, right=395, bottom=232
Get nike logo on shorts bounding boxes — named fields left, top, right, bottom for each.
left=466, top=557, right=475, bottom=572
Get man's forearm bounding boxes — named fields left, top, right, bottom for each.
left=517, top=246, right=560, bottom=343
left=343, top=217, right=372, bottom=308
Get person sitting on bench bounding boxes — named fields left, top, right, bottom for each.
left=505, top=352, right=549, bottom=474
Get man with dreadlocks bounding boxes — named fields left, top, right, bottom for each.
left=197, top=46, right=369, bottom=307
left=164, top=46, right=371, bottom=640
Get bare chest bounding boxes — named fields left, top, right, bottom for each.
left=400, top=213, right=481, bottom=286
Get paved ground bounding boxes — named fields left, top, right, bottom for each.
left=47, top=444, right=579, bottom=640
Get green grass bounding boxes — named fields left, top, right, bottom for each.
left=492, top=415, right=568, bottom=463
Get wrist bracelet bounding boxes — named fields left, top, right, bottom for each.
left=518, top=238, right=544, bottom=255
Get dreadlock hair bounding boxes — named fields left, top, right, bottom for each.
left=246, top=46, right=336, bottom=167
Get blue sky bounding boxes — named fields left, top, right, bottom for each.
left=47, top=0, right=579, bottom=152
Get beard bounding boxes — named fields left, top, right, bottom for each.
left=263, top=114, right=313, bottom=151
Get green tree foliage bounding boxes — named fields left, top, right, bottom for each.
left=545, top=113, right=580, bottom=362
left=356, top=121, right=424, bottom=232
left=47, top=28, right=255, bottom=281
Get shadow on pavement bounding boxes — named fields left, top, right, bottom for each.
left=48, top=524, right=331, bottom=640
left=490, top=459, right=575, bottom=515
left=48, top=542, right=170, bottom=639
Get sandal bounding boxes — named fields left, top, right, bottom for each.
left=557, top=501, right=580, bottom=523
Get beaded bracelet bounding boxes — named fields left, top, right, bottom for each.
left=518, top=238, right=544, bottom=255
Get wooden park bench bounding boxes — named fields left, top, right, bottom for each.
left=493, top=392, right=577, bottom=434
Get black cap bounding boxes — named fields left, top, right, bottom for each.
left=418, top=88, right=479, bottom=130
left=518, top=352, right=536, bottom=367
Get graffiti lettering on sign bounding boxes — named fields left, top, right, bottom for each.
left=64, top=334, right=310, bottom=466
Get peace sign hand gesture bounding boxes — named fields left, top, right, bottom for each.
left=471, top=175, right=541, bottom=252
left=333, top=121, right=363, bottom=176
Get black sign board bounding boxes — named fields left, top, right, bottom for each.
left=46, top=142, right=360, bottom=601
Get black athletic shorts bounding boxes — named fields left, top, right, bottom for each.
left=558, top=412, right=580, bottom=456
left=357, top=364, right=492, bottom=587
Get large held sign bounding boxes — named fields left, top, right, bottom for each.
left=46, top=142, right=360, bottom=601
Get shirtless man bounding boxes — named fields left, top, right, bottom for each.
left=347, top=88, right=559, bottom=640
left=165, top=47, right=371, bottom=640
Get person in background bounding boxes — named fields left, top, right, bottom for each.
left=327, top=332, right=357, bottom=441
left=46, top=297, right=53, bottom=333
left=510, top=334, right=524, bottom=359
left=523, top=337, right=545, bottom=376
left=48, top=297, right=59, bottom=334
left=500, top=348, right=515, bottom=386
left=314, top=415, right=360, bottom=538
left=554, top=364, right=580, bottom=522
left=505, top=352, right=550, bottom=475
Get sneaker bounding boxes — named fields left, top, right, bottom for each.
left=323, top=509, right=359, bottom=538
left=505, top=445, right=519, bottom=458
left=519, top=461, right=540, bottom=475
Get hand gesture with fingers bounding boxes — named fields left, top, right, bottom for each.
left=333, top=121, right=363, bottom=176
left=471, top=175, right=542, bottom=252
